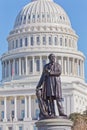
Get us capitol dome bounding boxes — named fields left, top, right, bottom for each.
left=0, top=0, right=87, bottom=129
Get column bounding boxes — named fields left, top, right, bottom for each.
left=5, top=61, right=7, bottom=78
left=80, top=60, right=82, bottom=77
left=13, top=59, right=15, bottom=76
left=77, top=59, right=79, bottom=76
left=40, top=56, right=42, bottom=74
left=25, top=56, right=28, bottom=75
left=72, top=58, right=74, bottom=75
left=4, top=61, right=6, bottom=78
left=9, top=60, right=11, bottom=78
left=33, top=56, right=35, bottom=73
left=2, top=62, right=4, bottom=79
left=24, top=96, right=27, bottom=120
left=67, top=57, right=69, bottom=75
left=14, top=97, right=17, bottom=121
left=29, top=96, right=32, bottom=119
left=82, top=60, right=84, bottom=78
left=3, top=97, right=7, bottom=122
left=61, top=57, right=63, bottom=75
left=19, top=58, right=21, bottom=75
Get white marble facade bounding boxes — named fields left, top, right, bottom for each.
left=0, top=0, right=87, bottom=129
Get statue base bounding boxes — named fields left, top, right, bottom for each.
left=35, top=118, right=73, bottom=130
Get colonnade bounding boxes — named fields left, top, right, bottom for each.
left=2, top=55, right=84, bottom=80
left=0, top=95, right=32, bottom=122
left=8, top=34, right=77, bottom=51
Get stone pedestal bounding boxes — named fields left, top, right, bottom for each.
left=36, top=118, right=73, bottom=130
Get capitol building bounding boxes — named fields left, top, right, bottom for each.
left=0, top=0, right=87, bottom=129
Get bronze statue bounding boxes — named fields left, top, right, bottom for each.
left=36, top=54, right=66, bottom=119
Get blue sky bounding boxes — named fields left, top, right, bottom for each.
left=0, top=0, right=87, bottom=82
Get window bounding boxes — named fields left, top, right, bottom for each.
left=28, top=15, right=30, bottom=20
left=11, top=100, right=14, bottom=104
left=12, top=41, right=14, bottom=49
left=37, top=36, right=40, bottom=45
left=21, top=110, right=25, bottom=119
left=30, top=60, right=33, bottom=73
left=16, top=39, right=18, bottom=48
left=78, top=60, right=81, bottom=76
left=65, top=38, right=67, bottom=46
left=36, top=59, right=40, bottom=72
left=19, top=126, right=22, bottom=130
left=24, top=16, right=26, bottom=20
left=15, top=60, right=19, bottom=75
left=20, top=39, right=22, bottom=47
left=37, top=14, right=40, bottom=18
left=69, top=39, right=71, bottom=47
left=8, top=127, right=12, bottom=130
left=33, top=15, right=35, bottom=19
left=11, top=110, right=14, bottom=118
left=21, top=99, right=25, bottom=104
left=1, top=111, right=4, bottom=119
left=42, top=14, right=45, bottom=18
left=49, top=36, right=52, bottom=45
left=1, top=100, right=4, bottom=105
left=42, top=59, right=46, bottom=68
left=60, top=16, right=62, bottom=19
left=25, top=38, right=27, bottom=46
left=43, top=36, right=46, bottom=45
left=54, top=37, right=57, bottom=45
left=60, top=38, right=62, bottom=46
left=31, top=36, right=34, bottom=46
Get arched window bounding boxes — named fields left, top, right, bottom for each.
left=25, top=37, right=28, bottom=46
left=49, top=36, right=52, bottom=45
left=43, top=36, right=46, bottom=45
left=30, top=36, right=34, bottom=46
left=37, top=36, right=40, bottom=45
left=12, top=41, right=14, bottom=49
left=20, top=39, right=22, bottom=47
left=65, top=38, right=67, bottom=46
left=54, top=37, right=57, bottom=45
left=60, top=38, right=62, bottom=46
left=16, top=39, right=18, bottom=48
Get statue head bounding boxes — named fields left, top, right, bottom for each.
left=48, top=54, right=55, bottom=63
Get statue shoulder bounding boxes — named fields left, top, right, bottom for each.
left=44, top=63, right=49, bottom=68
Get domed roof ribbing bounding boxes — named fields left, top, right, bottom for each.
left=14, top=0, right=71, bottom=28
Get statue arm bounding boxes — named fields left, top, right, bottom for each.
left=49, top=64, right=62, bottom=76
left=36, top=72, right=44, bottom=89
